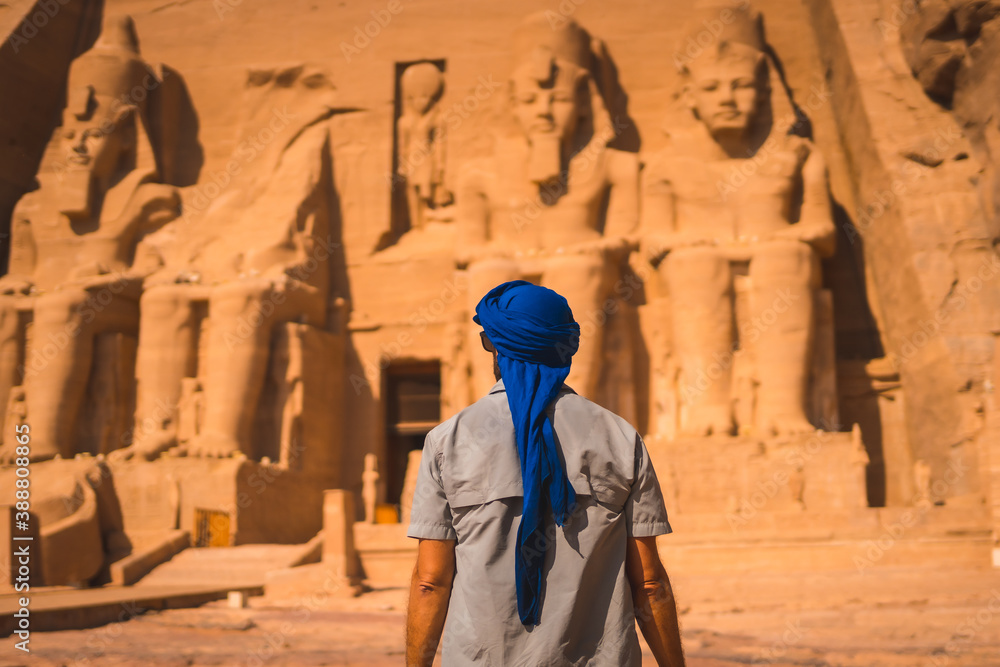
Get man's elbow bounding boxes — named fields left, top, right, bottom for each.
left=412, top=566, right=454, bottom=595
left=415, top=576, right=452, bottom=595
left=631, top=568, right=675, bottom=606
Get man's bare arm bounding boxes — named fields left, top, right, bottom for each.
left=406, top=538, right=456, bottom=666
left=626, top=535, right=686, bottom=666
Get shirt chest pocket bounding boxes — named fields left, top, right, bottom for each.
left=584, top=481, right=629, bottom=513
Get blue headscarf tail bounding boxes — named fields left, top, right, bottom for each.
left=475, top=280, right=580, bottom=626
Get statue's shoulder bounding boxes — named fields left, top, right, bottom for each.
left=642, top=140, right=704, bottom=185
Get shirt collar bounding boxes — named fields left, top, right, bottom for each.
left=488, top=378, right=577, bottom=396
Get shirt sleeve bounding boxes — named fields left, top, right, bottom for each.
left=625, top=433, right=672, bottom=538
left=407, top=431, right=457, bottom=541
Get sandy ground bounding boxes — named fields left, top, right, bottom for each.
left=4, top=566, right=1000, bottom=666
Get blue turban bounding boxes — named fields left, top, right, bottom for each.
left=474, top=280, right=580, bottom=626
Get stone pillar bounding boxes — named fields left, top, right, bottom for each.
left=400, top=450, right=423, bottom=525
left=323, top=489, right=361, bottom=580
left=262, top=489, right=366, bottom=601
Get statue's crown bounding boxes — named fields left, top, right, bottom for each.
left=512, top=12, right=592, bottom=72
left=69, top=15, right=149, bottom=101
left=680, top=1, right=765, bottom=72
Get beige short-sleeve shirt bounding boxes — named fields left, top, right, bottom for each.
left=408, top=380, right=672, bottom=666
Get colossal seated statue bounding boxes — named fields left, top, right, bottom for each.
left=458, top=13, right=639, bottom=402
left=119, top=66, right=341, bottom=462
left=0, top=15, right=181, bottom=461
left=641, top=1, right=836, bottom=437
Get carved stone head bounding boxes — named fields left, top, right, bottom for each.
left=509, top=13, right=607, bottom=185
left=678, top=2, right=769, bottom=151
left=401, top=62, right=444, bottom=116
left=510, top=49, right=588, bottom=149
left=59, top=15, right=154, bottom=220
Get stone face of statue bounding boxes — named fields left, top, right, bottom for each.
left=59, top=87, right=135, bottom=219
left=405, top=88, right=434, bottom=115
left=510, top=58, right=583, bottom=149
left=684, top=49, right=765, bottom=154
left=510, top=56, right=589, bottom=187
left=62, top=87, right=128, bottom=166
left=55, top=19, right=150, bottom=223
left=401, top=63, right=442, bottom=116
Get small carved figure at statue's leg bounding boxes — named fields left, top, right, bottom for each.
left=115, top=284, right=203, bottom=462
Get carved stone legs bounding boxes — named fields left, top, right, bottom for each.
left=129, top=284, right=205, bottom=460
left=26, top=288, right=138, bottom=460
left=750, top=239, right=820, bottom=436
left=541, top=252, right=614, bottom=400
left=189, top=279, right=326, bottom=458
left=663, top=246, right=735, bottom=436
left=192, top=281, right=280, bottom=457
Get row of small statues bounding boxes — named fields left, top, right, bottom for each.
left=0, top=1, right=837, bottom=465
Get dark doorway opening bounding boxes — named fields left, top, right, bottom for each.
left=384, top=361, right=441, bottom=508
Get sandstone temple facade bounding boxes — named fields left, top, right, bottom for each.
left=0, top=0, right=998, bottom=588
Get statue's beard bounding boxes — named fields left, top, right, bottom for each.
left=702, top=109, right=758, bottom=156
left=526, top=132, right=563, bottom=188
left=57, top=163, right=95, bottom=220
